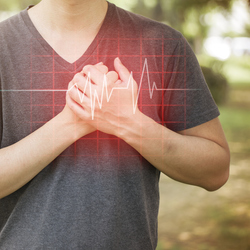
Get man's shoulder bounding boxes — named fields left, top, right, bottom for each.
left=112, top=3, right=182, bottom=40
left=0, top=11, right=22, bottom=30
left=0, top=10, right=29, bottom=49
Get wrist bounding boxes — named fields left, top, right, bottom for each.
left=57, top=107, right=95, bottom=141
left=116, top=109, right=152, bottom=143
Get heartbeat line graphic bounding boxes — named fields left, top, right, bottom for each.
left=67, top=58, right=196, bottom=119
left=68, top=72, right=136, bottom=120
left=1, top=58, right=199, bottom=120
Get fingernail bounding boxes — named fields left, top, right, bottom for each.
left=116, top=57, right=121, bottom=63
left=96, top=62, right=103, bottom=65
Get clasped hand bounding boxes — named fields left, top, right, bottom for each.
left=66, top=57, right=140, bottom=136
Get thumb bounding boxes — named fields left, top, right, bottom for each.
left=114, top=57, right=131, bottom=82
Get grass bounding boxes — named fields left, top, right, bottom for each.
left=206, top=203, right=250, bottom=250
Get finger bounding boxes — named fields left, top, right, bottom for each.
left=71, top=73, right=86, bottom=91
left=114, top=57, right=131, bottom=83
left=71, top=72, right=92, bottom=97
left=114, top=58, right=138, bottom=93
left=95, top=62, right=108, bottom=75
left=81, top=65, right=106, bottom=87
left=66, top=93, right=92, bottom=121
left=67, top=81, right=91, bottom=107
left=67, top=79, right=75, bottom=91
left=106, top=71, right=119, bottom=85
left=81, top=62, right=108, bottom=75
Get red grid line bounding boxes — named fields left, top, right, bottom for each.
left=28, top=118, right=189, bottom=124
left=30, top=39, right=33, bottom=133
left=31, top=54, right=189, bottom=58
left=117, top=27, right=121, bottom=164
left=96, top=36, right=100, bottom=161
left=30, top=71, right=189, bottom=74
left=161, top=34, right=164, bottom=126
left=26, top=36, right=192, bottom=158
left=184, top=39, right=187, bottom=132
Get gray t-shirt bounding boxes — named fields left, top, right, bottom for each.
left=0, top=2, right=219, bottom=249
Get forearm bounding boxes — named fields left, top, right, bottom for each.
left=66, top=59, right=230, bottom=191
left=0, top=110, right=94, bottom=199
left=118, top=112, right=230, bottom=191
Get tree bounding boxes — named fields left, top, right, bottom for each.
left=0, top=0, right=39, bottom=11
left=131, top=0, right=235, bottom=53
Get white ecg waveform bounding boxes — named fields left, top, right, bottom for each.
left=68, top=58, right=170, bottom=119
left=1, top=58, right=199, bottom=120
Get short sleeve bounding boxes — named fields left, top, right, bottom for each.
left=0, top=77, right=2, bottom=146
left=163, top=35, right=219, bottom=132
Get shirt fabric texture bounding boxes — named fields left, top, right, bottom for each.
left=0, top=2, right=219, bottom=249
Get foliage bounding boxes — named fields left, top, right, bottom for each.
left=130, top=0, right=235, bottom=53
left=0, top=0, right=39, bottom=11
left=197, top=55, right=229, bottom=105
left=223, top=56, right=250, bottom=87
left=201, top=66, right=228, bottom=105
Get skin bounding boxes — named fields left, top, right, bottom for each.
left=28, top=0, right=108, bottom=63
left=0, top=0, right=230, bottom=199
left=0, top=0, right=107, bottom=198
left=67, top=58, right=230, bottom=191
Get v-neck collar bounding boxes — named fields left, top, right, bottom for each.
left=20, top=2, right=115, bottom=72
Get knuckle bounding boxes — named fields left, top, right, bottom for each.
left=68, top=80, right=74, bottom=89
left=107, top=71, right=119, bottom=83
left=67, top=87, right=74, bottom=98
left=99, top=65, right=108, bottom=74
left=82, top=65, right=93, bottom=74
left=67, top=100, right=74, bottom=111
left=73, top=73, right=83, bottom=83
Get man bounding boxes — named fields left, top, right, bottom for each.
left=0, top=0, right=230, bottom=249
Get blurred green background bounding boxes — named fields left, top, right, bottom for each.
left=1, top=0, right=250, bottom=249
